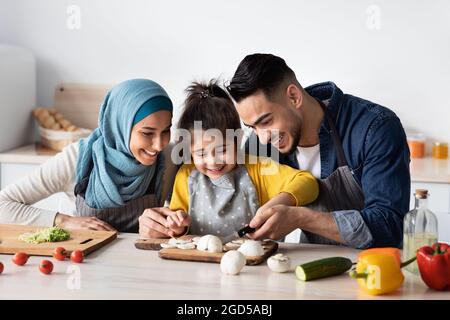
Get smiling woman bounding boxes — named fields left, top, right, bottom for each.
left=0, top=79, right=179, bottom=233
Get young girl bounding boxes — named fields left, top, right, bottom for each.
left=166, top=80, right=318, bottom=238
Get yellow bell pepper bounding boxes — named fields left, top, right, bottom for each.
left=349, top=252, right=416, bottom=295
left=357, top=247, right=402, bottom=265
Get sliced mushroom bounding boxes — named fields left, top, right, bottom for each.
left=224, top=242, right=241, bottom=251
left=168, top=238, right=192, bottom=246
left=231, top=239, right=245, bottom=245
left=160, top=243, right=177, bottom=249
left=176, top=242, right=196, bottom=250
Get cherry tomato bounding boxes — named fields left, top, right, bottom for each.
left=12, top=252, right=29, bottom=266
left=70, top=250, right=84, bottom=263
left=0, top=262, right=4, bottom=274
left=39, top=260, right=53, bottom=275
left=53, top=247, right=67, bottom=261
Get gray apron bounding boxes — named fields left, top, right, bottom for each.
left=300, top=101, right=365, bottom=245
left=187, top=165, right=260, bottom=236
left=74, top=160, right=160, bottom=233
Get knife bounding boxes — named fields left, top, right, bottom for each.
left=221, top=225, right=256, bottom=244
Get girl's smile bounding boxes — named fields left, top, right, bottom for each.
left=191, top=130, right=237, bottom=180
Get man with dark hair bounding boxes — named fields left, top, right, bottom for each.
left=227, top=53, right=410, bottom=249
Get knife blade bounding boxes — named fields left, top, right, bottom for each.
left=221, top=225, right=256, bottom=244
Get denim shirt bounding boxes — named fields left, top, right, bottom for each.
left=245, top=82, right=411, bottom=248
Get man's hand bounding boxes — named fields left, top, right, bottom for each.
left=166, top=210, right=191, bottom=237
left=247, top=206, right=344, bottom=243
left=247, top=205, right=301, bottom=240
left=139, top=207, right=177, bottom=239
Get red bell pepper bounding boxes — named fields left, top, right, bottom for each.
left=416, top=242, right=450, bottom=291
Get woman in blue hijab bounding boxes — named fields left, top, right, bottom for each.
left=0, top=78, right=178, bottom=234
left=61, top=79, right=174, bottom=232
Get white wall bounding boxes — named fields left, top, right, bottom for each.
left=0, top=44, right=35, bottom=152
left=1, top=0, right=449, bottom=150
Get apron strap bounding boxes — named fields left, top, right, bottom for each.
left=317, top=100, right=348, bottom=168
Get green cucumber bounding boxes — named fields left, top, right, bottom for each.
left=295, top=257, right=353, bottom=281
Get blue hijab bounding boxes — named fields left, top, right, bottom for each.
left=76, top=79, right=173, bottom=209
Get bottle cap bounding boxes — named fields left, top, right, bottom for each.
left=415, top=189, right=429, bottom=199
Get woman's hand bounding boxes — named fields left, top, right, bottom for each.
left=138, top=207, right=179, bottom=239
left=166, top=210, right=190, bottom=237
left=54, top=213, right=116, bottom=231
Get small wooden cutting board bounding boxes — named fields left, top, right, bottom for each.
left=0, top=224, right=117, bottom=256
left=135, top=237, right=278, bottom=266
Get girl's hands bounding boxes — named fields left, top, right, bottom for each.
left=54, top=213, right=116, bottom=231
left=139, top=207, right=190, bottom=239
left=166, top=210, right=190, bottom=237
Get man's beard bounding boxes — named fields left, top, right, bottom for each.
left=283, top=122, right=302, bottom=155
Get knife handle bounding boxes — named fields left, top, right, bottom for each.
left=237, top=225, right=256, bottom=237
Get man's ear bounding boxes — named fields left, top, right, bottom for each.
left=286, top=84, right=303, bottom=109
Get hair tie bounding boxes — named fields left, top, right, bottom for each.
left=200, top=90, right=213, bottom=99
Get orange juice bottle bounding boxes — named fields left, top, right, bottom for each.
left=432, top=142, right=448, bottom=159
left=407, top=135, right=425, bottom=158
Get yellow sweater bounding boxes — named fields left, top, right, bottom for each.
left=169, top=156, right=319, bottom=213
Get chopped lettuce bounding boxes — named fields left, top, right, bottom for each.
left=19, top=227, right=70, bottom=244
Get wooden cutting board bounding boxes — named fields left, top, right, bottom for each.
left=0, top=224, right=117, bottom=256
left=135, top=236, right=278, bottom=266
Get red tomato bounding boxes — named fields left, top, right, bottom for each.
left=70, top=250, right=84, bottom=263
left=39, top=260, right=53, bottom=275
left=53, top=247, right=67, bottom=261
left=12, top=252, right=29, bottom=266
left=0, top=262, right=4, bottom=274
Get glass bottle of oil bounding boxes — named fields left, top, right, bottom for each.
left=403, top=189, right=438, bottom=274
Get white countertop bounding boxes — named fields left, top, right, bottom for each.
left=410, top=157, right=450, bottom=184
left=1, top=144, right=450, bottom=183
left=0, top=144, right=58, bottom=164
left=0, top=233, right=447, bottom=300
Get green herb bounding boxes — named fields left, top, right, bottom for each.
left=19, top=227, right=70, bottom=244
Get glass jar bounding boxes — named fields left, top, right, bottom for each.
left=432, top=142, right=448, bottom=160
left=407, top=134, right=426, bottom=158
left=403, top=189, right=438, bottom=274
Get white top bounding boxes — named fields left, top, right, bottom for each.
left=0, top=233, right=443, bottom=299
left=0, top=142, right=178, bottom=227
left=296, top=144, right=321, bottom=178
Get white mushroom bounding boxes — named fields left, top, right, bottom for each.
left=168, top=238, right=192, bottom=246
left=192, top=236, right=201, bottom=244
left=196, top=235, right=223, bottom=253
left=267, top=253, right=291, bottom=273
left=237, top=240, right=264, bottom=257
left=220, top=250, right=246, bottom=275
left=176, top=242, right=196, bottom=250
left=160, top=243, right=177, bottom=249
